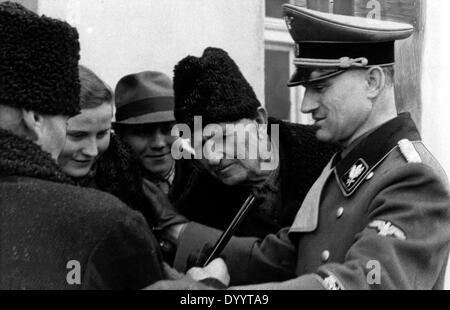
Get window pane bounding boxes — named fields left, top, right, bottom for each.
left=333, top=0, right=355, bottom=15
left=306, top=0, right=331, bottom=12
left=354, top=0, right=417, bottom=24
left=265, top=50, right=291, bottom=121
left=266, top=0, right=288, bottom=18
left=292, top=0, right=308, bottom=8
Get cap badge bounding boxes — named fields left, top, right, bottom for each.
left=284, top=16, right=294, bottom=30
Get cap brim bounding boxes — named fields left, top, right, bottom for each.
left=288, top=68, right=347, bottom=87
left=113, top=111, right=175, bottom=125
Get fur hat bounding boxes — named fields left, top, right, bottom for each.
left=173, top=47, right=260, bottom=129
left=0, top=1, right=80, bottom=116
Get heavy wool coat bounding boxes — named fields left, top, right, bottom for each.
left=0, top=129, right=165, bottom=289
left=174, top=118, right=339, bottom=239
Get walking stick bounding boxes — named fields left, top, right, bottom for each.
left=202, top=194, right=256, bottom=267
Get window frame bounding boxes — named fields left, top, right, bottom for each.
left=264, top=11, right=310, bottom=124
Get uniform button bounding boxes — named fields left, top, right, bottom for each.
left=336, top=207, right=344, bottom=218
left=321, top=250, right=330, bottom=262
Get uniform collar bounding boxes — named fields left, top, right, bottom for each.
left=334, top=113, right=421, bottom=197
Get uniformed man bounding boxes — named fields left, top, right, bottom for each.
left=147, top=4, right=450, bottom=290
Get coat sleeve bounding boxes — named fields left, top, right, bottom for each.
left=174, top=222, right=298, bottom=285
left=233, top=163, right=450, bottom=290
left=82, top=212, right=166, bottom=290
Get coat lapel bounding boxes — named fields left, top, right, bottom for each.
left=289, top=156, right=336, bottom=234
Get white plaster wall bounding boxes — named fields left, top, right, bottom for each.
left=421, top=0, right=450, bottom=290
left=38, top=0, right=265, bottom=102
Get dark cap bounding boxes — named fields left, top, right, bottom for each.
left=0, top=1, right=80, bottom=116
left=282, top=5, right=414, bottom=86
left=174, top=47, right=260, bottom=129
left=114, top=71, right=175, bottom=125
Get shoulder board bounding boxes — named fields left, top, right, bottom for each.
left=398, top=139, right=422, bottom=164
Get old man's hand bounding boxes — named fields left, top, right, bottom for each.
left=187, top=258, right=230, bottom=287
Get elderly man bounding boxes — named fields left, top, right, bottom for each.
left=0, top=2, right=164, bottom=289
left=155, top=47, right=337, bottom=242
left=150, top=5, right=450, bottom=290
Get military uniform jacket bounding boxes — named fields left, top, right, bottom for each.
left=174, top=114, right=450, bottom=289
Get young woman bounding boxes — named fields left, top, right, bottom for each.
left=58, top=65, right=152, bottom=223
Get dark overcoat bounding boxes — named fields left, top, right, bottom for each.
left=0, top=129, right=165, bottom=289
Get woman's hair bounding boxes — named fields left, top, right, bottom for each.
left=79, top=65, right=113, bottom=110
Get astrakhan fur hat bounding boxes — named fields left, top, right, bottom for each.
left=0, top=1, right=80, bottom=116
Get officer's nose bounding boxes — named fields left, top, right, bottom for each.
left=81, top=137, right=98, bottom=158
left=301, top=88, right=320, bottom=114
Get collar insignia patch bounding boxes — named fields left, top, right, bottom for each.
left=340, top=158, right=369, bottom=196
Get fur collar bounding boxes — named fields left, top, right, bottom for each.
left=0, top=128, right=71, bottom=184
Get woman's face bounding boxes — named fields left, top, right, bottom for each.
left=58, top=102, right=112, bottom=178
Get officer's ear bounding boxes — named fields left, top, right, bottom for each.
left=255, top=107, right=268, bottom=125
left=365, top=66, right=386, bottom=99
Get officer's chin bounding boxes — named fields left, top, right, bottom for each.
left=315, top=129, right=334, bottom=144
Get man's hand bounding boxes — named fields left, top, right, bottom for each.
left=143, top=259, right=230, bottom=290
left=142, top=179, right=188, bottom=232
left=143, top=277, right=217, bottom=290
left=187, top=258, right=230, bottom=287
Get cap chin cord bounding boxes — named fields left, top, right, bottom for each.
left=294, top=57, right=369, bottom=68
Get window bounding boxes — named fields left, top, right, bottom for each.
left=264, top=0, right=309, bottom=124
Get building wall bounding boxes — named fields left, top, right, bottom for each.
left=421, top=0, right=450, bottom=290
left=38, top=0, right=265, bottom=102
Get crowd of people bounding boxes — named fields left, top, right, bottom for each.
left=1, top=1, right=450, bottom=290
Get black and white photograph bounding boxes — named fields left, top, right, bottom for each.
left=1, top=0, right=450, bottom=294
